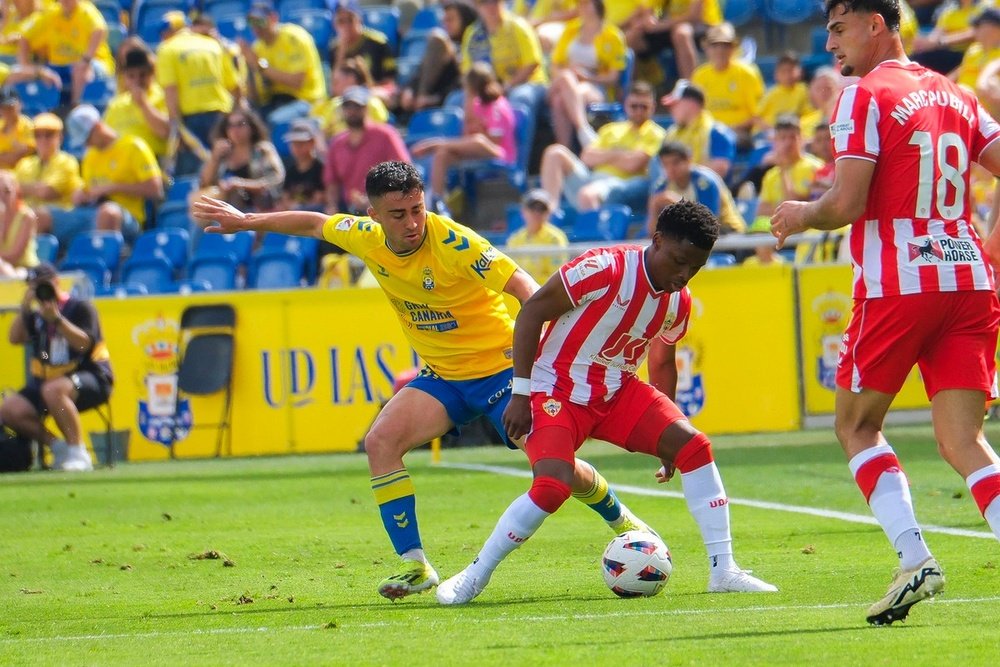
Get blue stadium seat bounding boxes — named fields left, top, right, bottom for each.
left=587, top=49, right=635, bottom=119
left=120, top=255, right=175, bottom=294
left=361, top=5, right=400, bottom=54
left=261, top=232, right=318, bottom=282
left=737, top=197, right=760, bottom=223
left=62, top=230, right=125, bottom=277
left=95, top=282, right=150, bottom=298
left=131, top=228, right=190, bottom=272
left=204, top=0, right=250, bottom=21
left=405, top=107, right=464, bottom=147
left=195, top=230, right=255, bottom=265
left=155, top=201, right=192, bottom=230
left=94, top=0, right=123, bottom=25
left=409, top=6, right=442, bottom=35
left=283, top=8, right=333, bottom=55
left=571, top=205, right=632, bottom=243
left=724, top=0, right=760, bottom=26
left=61, top=256, right=112, bottom=290
left=707, top=253, right=737, bottom=267
left=173, top=278, right=214, bottom=294
left=270, top=119, right=293, bottom=158
left=452, top=104, right=534, bottom=204
left=134, top=0, right=190, bottom=45
left=811, top=26, right=829, bottom=55
left=763, top=0, right=819, bottom=25
left=400, top=32, right=429, bottom=60
left=189, top=255, right=240, bottom=290
left=755, top=55, right=778, bottom=86
left=81, top=77, right=116, bottom=111
left=35, top=233, right=59, bottom=264
left=215, top=13, right=255, bottom=42
left=250, top=249, right=305, bottom=289
left=166, top=176, right=199, bottom=203
left=275, top=0, right=325, bottom=14
left=13, top=80, right=60, bottom=116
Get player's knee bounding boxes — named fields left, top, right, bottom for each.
left=39, top=380, right=69, bottom=407
left=528, top=475, right=572, bottom=513
left=672, top=432, right=714, bottom=474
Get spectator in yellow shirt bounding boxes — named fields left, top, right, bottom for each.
left=952, top=7, right=1000, bottom=90
left=505, top=189, right=569, bottom=283
left=45, top=104, right=163, bottom=247
left=911, top=0, right=982, bottom=74
left=18, top=0, right=115, bottom=106
left=512, top=0, right=579, bottom=51
left=0, top=169, right=38, bottom=277
left=329, top=0, right=397, bottom=103
left=14, top=112, right=82, bottom=230
left=103, top=46, right=170, bottom=162
left=310, top=56, right=389, bottom=140
left=0, top=0, right=38, bottom=59
left=241, top=2, right=326, bottom=124
left=540, top=81, right=665, bottom=211
left=0, top=85, right=32, bottom=169
left=690, top=22, right=764, bottom=145
left=755, top=51, right=812, bottom=135
left=626, top=0, right=723, bottom=81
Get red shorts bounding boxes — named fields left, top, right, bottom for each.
left=837, top=290, right=1000, bottom=399
left=524, top=375, right=687, bottom=466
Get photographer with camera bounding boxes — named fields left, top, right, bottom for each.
left=0, top=263, right=113, bottom=471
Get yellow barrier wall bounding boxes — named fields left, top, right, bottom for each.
left=665, top=264, right=801, bottom=433
left=797, top=264, right=930, bottom=414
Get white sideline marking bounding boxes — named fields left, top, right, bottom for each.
left=5, top=596, right=1000, bottom=644
left=442, top=462, right=997, bottom=540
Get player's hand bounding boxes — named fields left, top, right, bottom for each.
left=654, top=460, right=675, bottom=484
left=502, top=394, right=532, bottom=441
left=191, top=196, right=247, bottom=233
left=770, top=200, right=810, bottom=249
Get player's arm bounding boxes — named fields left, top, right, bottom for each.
left=502, top=274, right=575, bottom=441
left=502, top=268, right=540, bottom=305
left=647, top=338, right=677, bottom=401
left=191, top=195, right=327, bottom=238
left=770, top=157, right=874, bottom=249
left=976, top=141, right=1000, bottom=268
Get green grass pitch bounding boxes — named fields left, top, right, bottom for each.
left=1, top=424, right=998, bottom=665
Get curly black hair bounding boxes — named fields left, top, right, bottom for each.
left=365, top=161, right=425, bottom=201
left=655, top=200, right=720, bottom=251
left=824, top=0, right=900, bottom=32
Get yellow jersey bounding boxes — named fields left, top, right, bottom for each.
left=253, top=22, right=326, bottom=103
left=506, top=222, right=569, bottom=283
left=81, top=134, right=161, bottom=224
left=0, top=113, right=34, bottom=156
left=512, top=0, right=578, bottom=22
left=156, top=29, right=238, bottom=116
left=310, top=95, right=389, bottom=137
left=0, top=205, right=38, bottom=268
left=103, top=83, right=169, bottom=157
left=760, top=154, right=825, bottom=207
left=461, top=10, right=547, bottom=85
left=592, top=119, right=666, bottom=179
left=0, top=2, right=33, bottom=57
left=661, top=0, right=722, bottom=24
left=934, top=1, right=986, bottom=51
left=21, top=1, right=114, bottom=72
left=605, top=0, right=650, bottom=27
left=691, top=59, right=765, bottom=129
left=14, top=150, right=82, bottom=208
left=321, top=212, right=520, bottom=380
left=756, top=82, right=812, bottom=128
left=551, top=19, right=627, bottom=96
left=956, top=42, right=1000, bottom=90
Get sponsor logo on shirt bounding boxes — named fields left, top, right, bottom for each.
left=335, top=216, right=355, bottom=232
left=906, top=235, right=980, bottom=264
left=471, top=247, right=497, bottom=279
left=565, top=256, right=610, bottom=286
left=613, top=294, right=631, bottom=309
left=829, top=120, right=854, bottom=136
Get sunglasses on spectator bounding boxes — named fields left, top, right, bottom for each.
left=526, top=202, right=549, bottom=213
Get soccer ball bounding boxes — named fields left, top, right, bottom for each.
left=601, top=530, right=672, bottom=598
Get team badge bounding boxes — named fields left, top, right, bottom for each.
left=335, top=217, right=355, bottom=232
left=542, top=398, right=562, bottom=417
left=422, top=267, right=435, bottom=290
left=812, top=291, right=852, bottom=391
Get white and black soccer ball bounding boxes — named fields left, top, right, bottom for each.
left=601, top=530, right=672, bottom=598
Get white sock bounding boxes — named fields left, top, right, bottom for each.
left=469, top=493, right=549, bottom=577
left=966, top=464, right=1000, bottom=541
left=866, top=466, right=931, bottom=570
left=680, top=462, right=735, bottom=572
left=401, top=548, right=427, bottom=564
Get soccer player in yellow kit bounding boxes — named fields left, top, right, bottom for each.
left=192, top=161, right=654, bottom=600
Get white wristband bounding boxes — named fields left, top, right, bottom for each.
left=511, top=376, right=531, bottom=396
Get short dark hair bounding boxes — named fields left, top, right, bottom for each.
left=212, top=104, right=269, bottom=144
left=658, top=140, right=692, bottom=160
left=774, top=113, right=801, bottom=132
left=655, top=200, right=720, bottom=251
left=366, top=161, right=424, bottom=201
left=627, top=80, right=655, bottom=98
left=824, top=0, right=900, bottom=33
left=590, top=0, right=606, bottom=20
left=777, top=50, right=801, bottom=67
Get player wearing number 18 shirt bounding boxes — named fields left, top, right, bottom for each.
left=771, top=0, right=1000, bottom=626
left=436, top=201, right=777, bottom=605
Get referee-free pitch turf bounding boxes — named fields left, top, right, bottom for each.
left=1, top=424, right=998, bottom=666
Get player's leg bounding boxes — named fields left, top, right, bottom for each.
left=365, top=385, right=454, bottom=599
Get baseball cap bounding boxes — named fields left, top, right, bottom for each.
left=159, top=9, right=188, bottom=34
left=342, top=85, right=371, bottom=106
left=26, top=262, right=58, bottom=283
left=282, top=118, right=318, bottom=143
left=973, top=7, right=1000, bottom=26
left=0, top=86, right=19, bottom=106
left=66, top=104, right=101, bottom=149
left=33, top=112, right=63, bottom=132
left=705, top=22, right=736, bottom=45
left=521, top=188, right=552, bottom=210
left=248, top=1, right=275, bottom=19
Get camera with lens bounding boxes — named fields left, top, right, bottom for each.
left=33, top=282, right=57, bottom=302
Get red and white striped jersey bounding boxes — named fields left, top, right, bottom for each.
left=830, top=59, right=1000, bottom=298
left=531, top=246, right=691, bottom=405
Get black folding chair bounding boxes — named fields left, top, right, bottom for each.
left=173, top=304, right=236, bottom=457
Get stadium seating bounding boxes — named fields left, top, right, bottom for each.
left=81, top=78, right=116, bottom=112
left=120, top=255, right=176, bottom=294
left=282, top=8, right=334, bottom=55
left=260, top=232, right=319, bottom=283
left=189, top=255, right=240, bottom=291
left=451, top=104, right=534, bottom=209
left=155, top=201, right=193, bottom=231
left=61, top=230, right=125, bottom=279
left=570, top=205, right=631, bottom=242
left=586, top=49, right=636, bottom=122
left=250, top=250, right=305, bottom=288
left=215, top=13, right=255, bottom=42
left=134, top=0, right=191, bottom=45
left=361, top=5, right=400, bottom=54
left=204, top=0, right=251, bottom=20
left=736, top=197, right=760, bottom=224
left=130, top=228, right=190, bottom=274
left=166, top=176, right=199, bottom=204
left=724, top=0, right=760, bottom=26
left=405, top=107, right=463, bottom=147
left=95, top=283, right=149, bottom=298
left=763, top=0, right=819, bottom=25
left=707, top=253, right=737, bottom=267
left=61, top=256, right=112, bottom=291
left=13, top=81, right=60, bottom=116
left=194, top=230, right=255, bottom=265
left=35, top=234, right=59, bottom=264
left=408, top=6, right=442, bottom=36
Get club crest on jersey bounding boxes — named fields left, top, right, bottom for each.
left=334, top=217, right=355, bottom=232
left=422, top=267, right=435, bottom=290
left=542, top=398, right=562, bottom=417
left=906, top=235, right=980, bottom=264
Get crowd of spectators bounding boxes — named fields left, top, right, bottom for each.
left=0, top=0, right=998, bottom=286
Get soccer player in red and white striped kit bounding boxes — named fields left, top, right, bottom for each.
left=436, top=200, right=777, bottom=605
left=772, top=0, right=1000, bottom=626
